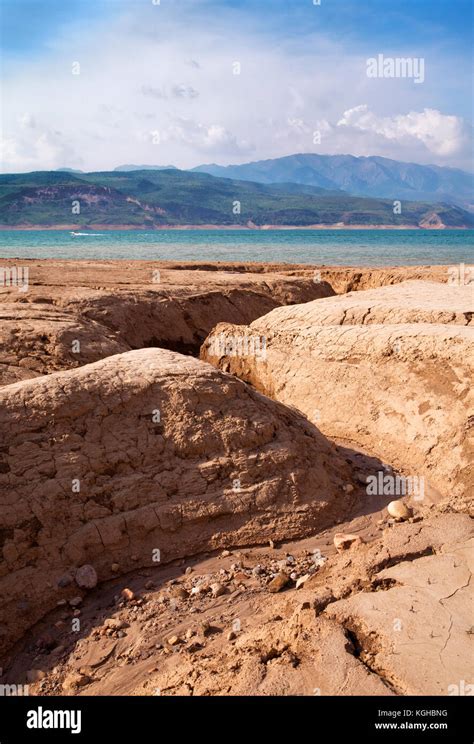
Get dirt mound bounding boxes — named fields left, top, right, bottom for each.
left=0, top=347, right=353, bottom=655
left=202, top=281, right=474, bottom=506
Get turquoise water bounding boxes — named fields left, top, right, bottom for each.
left=0, top=229, right=473, bottom=266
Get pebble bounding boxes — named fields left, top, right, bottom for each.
left=221, top=550, right=231, bottom=558
left=171, top=586, right=188, bottom=600
left=334, top=533, right=364, bottom=552
left=167, top=635, right=179, bottom=646
left=68, top=596, right=83, bottom=607
left=210, top=583, right=226, bottom=598
left=111, top=563, right=120, bottom=572
left=121, top=588, right=135, bottom=601
left=387, top=500, right=412, bottom=520
left=227, top=631, right=236, bottom=641
left=269, top=539, right=275, bottom=549
left=185, top=567, right=193, bottom=575
left=62, top=672, right=91, bottom=691
left=267, top=572, right=289, bottom=593
left=343, top=483, right=355, bottom=493
left=75, top=564, right=98, bottom=590
left=144, top=580, right=154, bottom=590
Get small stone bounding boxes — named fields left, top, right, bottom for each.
left=210, top=582, right=226, bottom=598
left=252, top=565, right=263, bottom=576
left=69, top=596, right=83, bottom=607
left=387, top=500, right=412, bottom=520
left=75, top=564, right=98, bottom=590
left=286, top=555, right=295, bottom=565
left=104, top=618, right=127, bottom=631
left=185, top=567, right=193, bottom=575
left=144, top=580, right=154, bottom=590
left=26, top=669, right=45, bottom=683
left=185, top=628, right=194, bottom=640
left=296, top=574, right=310, bottom=589
left=111, top=563, right=120, bottom=573
left=221, top=550, right=231, bottom=558
left=121, top=588, right=135, bottom=601
left=167, top=635, right=179, bottom=646
left=267, top=572, right=289, bottom=593
left=269, top=539, right=275, bottom=549
left=343, top=483, right=355, bottom=493
left=290, top=572, right=298, bottom=581
left=62, top=672, right=91, bottom=691
left=171, top=586, right=188, bottom=600
left=227, top=631, right=236, bottom=641
left=334, top=533, right=364, bottom=552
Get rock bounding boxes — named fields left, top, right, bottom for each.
left=202, top=281, right=473, bottom=509
left=144, top=580, right=154, bottom=590
left=210, top=583, right=226, bottom=598
left=167, top=635, right=179, bottom=646
left=387, top=500, right=412, bottom=520
left=334, top=533, right=364, bottom=552
left=121, top=588, right=135, bottom=602
left=111, top=563, right=120, bottom=573
left=296, top=574, right=310, bottom=589
left=185, top=567, right=193, bottom=575
left=171, top=586, right=188, bottom=600
left=269, top=539, right=275, bottom=549
left=62, top=672, right=91, bottom=691
left=68, top=596, right=83, bottom=608
left=221, top=550, right=231, bottom=558
left=26, top=669, right=46, bottom=683
left=227, top=631, right=236, bottom=641
left=290, top=572, right=298, bottom=581
left=104, top=618, right=127, bottom=631
left=75, top=564, right=98, bottom=589
left=267, top=572, right=289, bottom=593
left=343, top=483, right=355, bottom=493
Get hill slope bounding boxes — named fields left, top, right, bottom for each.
left=0, top=169, right=472, bottom=228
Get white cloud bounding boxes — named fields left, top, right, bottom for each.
left=338, top=105, right=469, bottom=157
left=1, top=7, right=472, bottom=172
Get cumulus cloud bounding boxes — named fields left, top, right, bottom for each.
left=338, top=105, right=469, bottom=157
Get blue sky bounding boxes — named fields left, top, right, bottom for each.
left=1, top=0, right=473, bottom=171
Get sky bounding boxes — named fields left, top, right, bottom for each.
left=0, top=0, right=473, bottom=173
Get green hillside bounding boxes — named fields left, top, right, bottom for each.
left=0, top=169, right=472, bottom=228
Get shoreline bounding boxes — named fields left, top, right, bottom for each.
left=0, top=223, right=470, bottom=231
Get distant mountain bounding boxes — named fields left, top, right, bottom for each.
left=192, top=154, right=474, bottom=209
left=0, top=169, right=472, bottom=228
left=114, top=164, right=178, bottom=172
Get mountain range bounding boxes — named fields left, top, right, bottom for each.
left=192, top=154, right=474, bottom=209
left=1, top=168, right=472, bottom=229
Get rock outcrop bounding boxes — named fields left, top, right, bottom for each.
left=0, top=348, right=352, bottom=655
left=0, top=261, right=335, bottom=386
left=202, top=281, right=474, bottom=507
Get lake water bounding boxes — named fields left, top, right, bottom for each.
left=0, top=229, right=473, bottom=266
